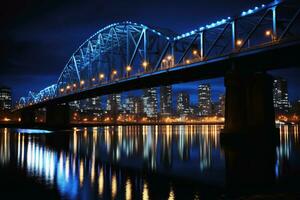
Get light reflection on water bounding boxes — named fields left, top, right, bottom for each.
left=0, top=124, right=299, bottom=199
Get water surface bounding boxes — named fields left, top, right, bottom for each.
left=0, top=125, right=299, bottom=199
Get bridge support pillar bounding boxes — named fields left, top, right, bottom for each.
left=46, top=104, right=70, bottom=128
left=221, top=71, right=279, bottom=144
left=20, top=109, right=36, bottom=126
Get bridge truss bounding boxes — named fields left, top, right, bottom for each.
left=18, top=0, right=300, bottom=108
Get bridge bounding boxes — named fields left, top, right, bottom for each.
left=16, top=0, right=300, bottom=135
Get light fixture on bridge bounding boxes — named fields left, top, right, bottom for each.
left=60, top=88, right=64, bottom=93
left=236, top=39, right=243, bottom=47
left=186, top=59, right=191, bottom=64
left=73, top=83, right=77, bottom=88
left=99, top=73, right=105, bottom=79
left=66, top=85, right=71, bottom=90
left=112, top=70, right=118, bottom=75
left=265, top=30, right=272, bottom=37
left=192, top=50, right=198, bottom=55
left=162, top=59, right=167, bottom=63
left=142, top=61, right=148, bottom=68
left=92, top=77, right=96, bottom=82
left=80, top=80, right=85, bottom=85
left=126, top=65, right=132, bottom=72
left=167, top=55, right=173, bottom=61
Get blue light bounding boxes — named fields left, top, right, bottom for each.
left=16, top=129, right=53, bottom=134
left=247, top=9, right=253, bottom=14
left=242, top=11, right=247, bottom=16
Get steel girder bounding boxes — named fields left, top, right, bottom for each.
left=18, top=0, right=300, bottom=108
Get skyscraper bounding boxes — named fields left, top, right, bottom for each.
left=81, top=97, right=102, bottom=111
left=273, top=77, right=290, bottom=114
left=107, top=94, right=121, bottom=114
left=177, top=92, right=190, bottom=116
left=198, top=84, right=212, bottom=116
left=143, top=88, right=158, bottom=118
left=217, top=94, right=225, bottom=117
left=160, top=85, right=172, bottom=116
left=123, top=96, right=144, bottom=116
left=0, top=87, right=12, bottom=111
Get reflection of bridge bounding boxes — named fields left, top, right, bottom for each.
left=17, top=0, right=300, bottom=133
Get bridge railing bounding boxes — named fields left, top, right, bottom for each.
left=18, top=0, right=300, bottom=108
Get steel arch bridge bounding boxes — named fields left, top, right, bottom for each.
left=18, top=0, right=300, bottom=108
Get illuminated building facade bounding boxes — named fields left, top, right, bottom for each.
left=69, top=100, right=80, bottom=111
left=176, top=92, right=190, bottom=116
left=143, top=88, right=158, bottom=118
left=0, top=87, right=12, bottom=111
left=123, top=96, right=143, bottom=115
left=160, top=85, right=172, bottom=116
left=107, top=94, right=121, bottom=114
left=273, top=77, right=290, bottom=114
left=198, top=84, right=212, bottom=116
left=81, top=97, right=102, bottom=111
left=217, top=94, right=225, bottom=117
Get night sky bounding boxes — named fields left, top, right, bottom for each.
left=1, top=0, right=299, bottom=104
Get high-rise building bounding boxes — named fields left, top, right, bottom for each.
left=177, top=92, right=190, bottom=116
left=123, top=96, right=144, bottom=116
left=273, top=77, right=290, bottom=114
left=69, top=100, right=80, bottom=111
left=143, top=88, right=158, bottom=117
left=217, top=94, right=225, bottom=117
left=198, top=84, right=212, bottom=116
left=107, top=94, right=121, bottom=114
left=81, top=97, right=102, bottom=111
left=160, top=85, right=172, bottom=116
left=0, top=87, right=12, bottom=111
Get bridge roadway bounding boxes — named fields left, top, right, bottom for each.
left=17, top=37, right=300, bottom=112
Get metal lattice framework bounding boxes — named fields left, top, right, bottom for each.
left=18, top=0, right=300, bottom=108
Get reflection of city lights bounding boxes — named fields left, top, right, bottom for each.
left=142, top=182, right=149, bottom=200
left=168, top=188, right=175, bottom=200
left=125, top=178, right=132, bottom=200
left=111, top=174, right=117, bottom=199
left=79, top=160, right=84, bottom=186
left=98, top=167, right=104, bottom=197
